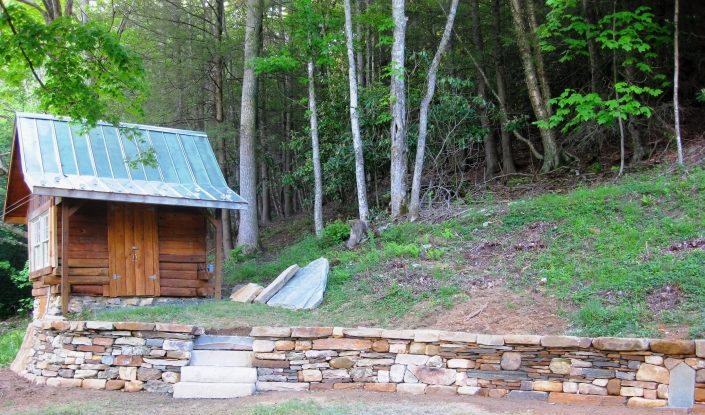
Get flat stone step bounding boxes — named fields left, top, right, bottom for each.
left=189, top=350, right=254, bottom=367
left=181, top=366, right=257, bottom=383
left=173, top=382, right=255, bottom=399
left=194, top=335, right=253, bottom=351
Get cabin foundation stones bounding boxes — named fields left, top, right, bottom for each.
left=14, top=321, right=705, bottom=410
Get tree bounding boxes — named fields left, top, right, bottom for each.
left=236, top=0, right=264, bottom=253
left=492, top=0, right=516, bottom=174
left=344, top=0, right=370, bottom=222
left=389, top=0, right=407, bottom=217
left=673, top=0, right=683, bottom=166
left=0, top=0, right=144, bottom=126
left=408, top=0, right=459, bottom=221
left=509, top=0, right=561, bottom=173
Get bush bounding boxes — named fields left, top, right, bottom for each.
left=318, top=220, right=350, bottom=248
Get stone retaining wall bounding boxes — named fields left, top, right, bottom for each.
left=249, top=326, right=705, bottom=410
left=17, top=320, right=203, bottom=393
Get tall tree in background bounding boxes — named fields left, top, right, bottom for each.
left=509, top=0, right=561, bottom=173
left=344, top=0, right=370, bottom=222
left=674, top=0, right=683, bottom=166
left=409, top=0, right=459, bottom=221
left=237, top=0, right=264, bottom=253
left=389, top=0, right=408, bottom=217
left=492, top=0, right=516, bottom=174
left=470, top=0, right=499, bottom=178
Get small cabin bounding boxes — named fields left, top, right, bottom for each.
left=3, top=113, right=246, bottom=317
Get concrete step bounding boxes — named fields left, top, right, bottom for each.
left=189, top=350, right=254, bottom=367
left=194, top=335, right=253, bottom=351
left=181, top=366, right=257, bottom=383
left=173, top=382, right=256, bottom=399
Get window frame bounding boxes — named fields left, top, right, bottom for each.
left=29, top=208, right=52, bottom=272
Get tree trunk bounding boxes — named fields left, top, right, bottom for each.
left=674, top=0, right=684, bottom=166
left=236, top=0, right=264, bottom=253
left=209, top=0, right=233, bottom=255
left=308, top=58, right=324, bottom=236
left=344, top=0, right=370, bottom=222
left=470, top=0, right=499, bottom=178
left=508, top=0, right=560, bottom=173
left=355, top=0, right=365, bottom=88
left=283, top=67, right=294, bottom=217
left=581, top=0, right=599, bottom=94
left=493, top=0, right=516, bottom=174
left=409, top=0, right=460, bottom=221
left=390, top=0, right=408, bottom=217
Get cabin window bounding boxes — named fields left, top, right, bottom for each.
left=29, top=210, right=50, bottom=271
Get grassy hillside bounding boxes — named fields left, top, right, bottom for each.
left=91, top=167, right=705, bottom=338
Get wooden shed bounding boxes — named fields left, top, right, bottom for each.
left=3, top=113, right=246, bottom=317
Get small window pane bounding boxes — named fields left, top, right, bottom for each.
left=18, top=118, right=43, bottom=174
left=163, top=133, right=194, bottom=184
left=149, top=131, right=179, bottom=183
left=88, top=127, right=113, bottom=178
left=69, top=125, right=95, bottom=175
left=119, top=129, right=146, bottom=180
left=135, top=130, right=161, bottom=181
left=194, top=136, right=228, bottom=187
left=101, top=127, right=130, bottom=179
left=36, top=120, right=60, bottom=173
left=53, top=122, right=78, bottom=175
left=181, top=135, right=211, bottom=185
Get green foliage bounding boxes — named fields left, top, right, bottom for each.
left=319, top=220, right=350, bottom=247
left=0, top=320, right=27, bottom=367
left=0, top=3, right=144, bottom=126
left=539, top=3, right=669, bottom=133
left=0, top=261, right=31, bottom=318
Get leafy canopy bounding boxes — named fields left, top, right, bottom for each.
left=0, top=2, right=144, bottom=126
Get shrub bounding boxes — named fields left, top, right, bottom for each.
left=319, top=220, right=350, bottom=248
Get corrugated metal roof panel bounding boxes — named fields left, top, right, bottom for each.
left=14, top=112, right=246, bottom=210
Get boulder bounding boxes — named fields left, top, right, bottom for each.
left=230, top=283, right=264, bottom=303
left=253, top=264, right=300, bottom=304
left=407, top=366, right=456, bottom=386
left=346, top=220, right=368, bottom=249
left=267, top=258, right=329, bottom=310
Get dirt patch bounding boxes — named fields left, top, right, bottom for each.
left=665, top=237, right=705, bottom=254
left=647, top=283, right=684, bottom=313
left=420, top=286, right=572, bottom=335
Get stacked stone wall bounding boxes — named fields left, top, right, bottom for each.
left=18, top=320, right=203, bottom=393
left=250, top=326, right=705, bottom=409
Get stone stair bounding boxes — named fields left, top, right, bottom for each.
left=173, top=335, right=256, bottom=399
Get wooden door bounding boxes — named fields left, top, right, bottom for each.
left=108, top=204, right=160, bottom=297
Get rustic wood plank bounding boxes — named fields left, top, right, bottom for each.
left=108, top=205, right=118, bottom=297
left=71, top=284, right=103, bottom=295
left=159, top=269, right=198, bottom=280
left=159, top=286, right=197, bottom=297
left=32, top=287, right=49, bottom=296
left=159, top=278, right=206, bottom=288
left=42, top=275, right=61, bottom=285
left=69, top=267, right=108, bottom=276
left=159, top=254, right=206, bottom=263
left=151, top=207, right=160, bottom=297
left=68, top=275, right=110, bottom=284
left=69, top=258, right=109, bottom=268
left=197, top=286, right=212, bottom=297
left=124, top=204, right=134, bottom=296
left=160, top=262, right=198, bottom=271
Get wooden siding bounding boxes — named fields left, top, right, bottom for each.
left=158, top=206, right=211, bottom=297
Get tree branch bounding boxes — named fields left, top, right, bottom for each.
left=0, top=222, right=27, bottom=240
left=513, top=131, right=544, bottom=160
left=0, top=0, right=47, bottom=88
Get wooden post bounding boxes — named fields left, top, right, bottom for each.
left=61, top=200, right=70, bottom=315
left=214, top=209, right=223, bottom=300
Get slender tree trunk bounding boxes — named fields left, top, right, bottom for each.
left=308, top=58, right=324, bottom=235
left=470, top=0, right=499, bottom=178
left=390, top=0, right=408, bottom=217
left=236, top=0, right=264, bottom=253
left=283, top=66, right=294, bottom=217
left=409, top=0, right=460, bottom=221
left=210, top=0, right=233, bottom=255
left=581, top=0, right=599, bottom=94
left=508, top=0, right=560, bottom=173
left=344, top=0, right=370, bottom=222
left=525, top=0, right=552, bottom=117
left=674, top=0, right=684, bottom=166
left=612, top=10, right=626, bottom=176
left=355, top=0, right=365, bottom=88
left=493, top=0, right=516, bottom=174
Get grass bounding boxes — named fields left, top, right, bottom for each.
left=88, top=167, right=705, bottom=338
left=0, top=319, right=28, bottom=367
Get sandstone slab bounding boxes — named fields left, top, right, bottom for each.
left=650, top=339, right=695, bottom=355
left=254, top=264, right=300, bottom=304
left=592, top=337, right=649, bottom=351
left=230, top=283, right=264, bottom=303
left=408, top=366, right=456, bottom=386
left=267, top=258, right=329, bottom=310
left=312, top=338, right=372, bottom=351
left=174, top=382, right=255, bottom=398
left=636, top=363, right=669, bottom=384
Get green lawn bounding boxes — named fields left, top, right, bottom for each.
left=89, top=167, right=705, bottom=338
left=0, top=320, right=28, bottom=367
